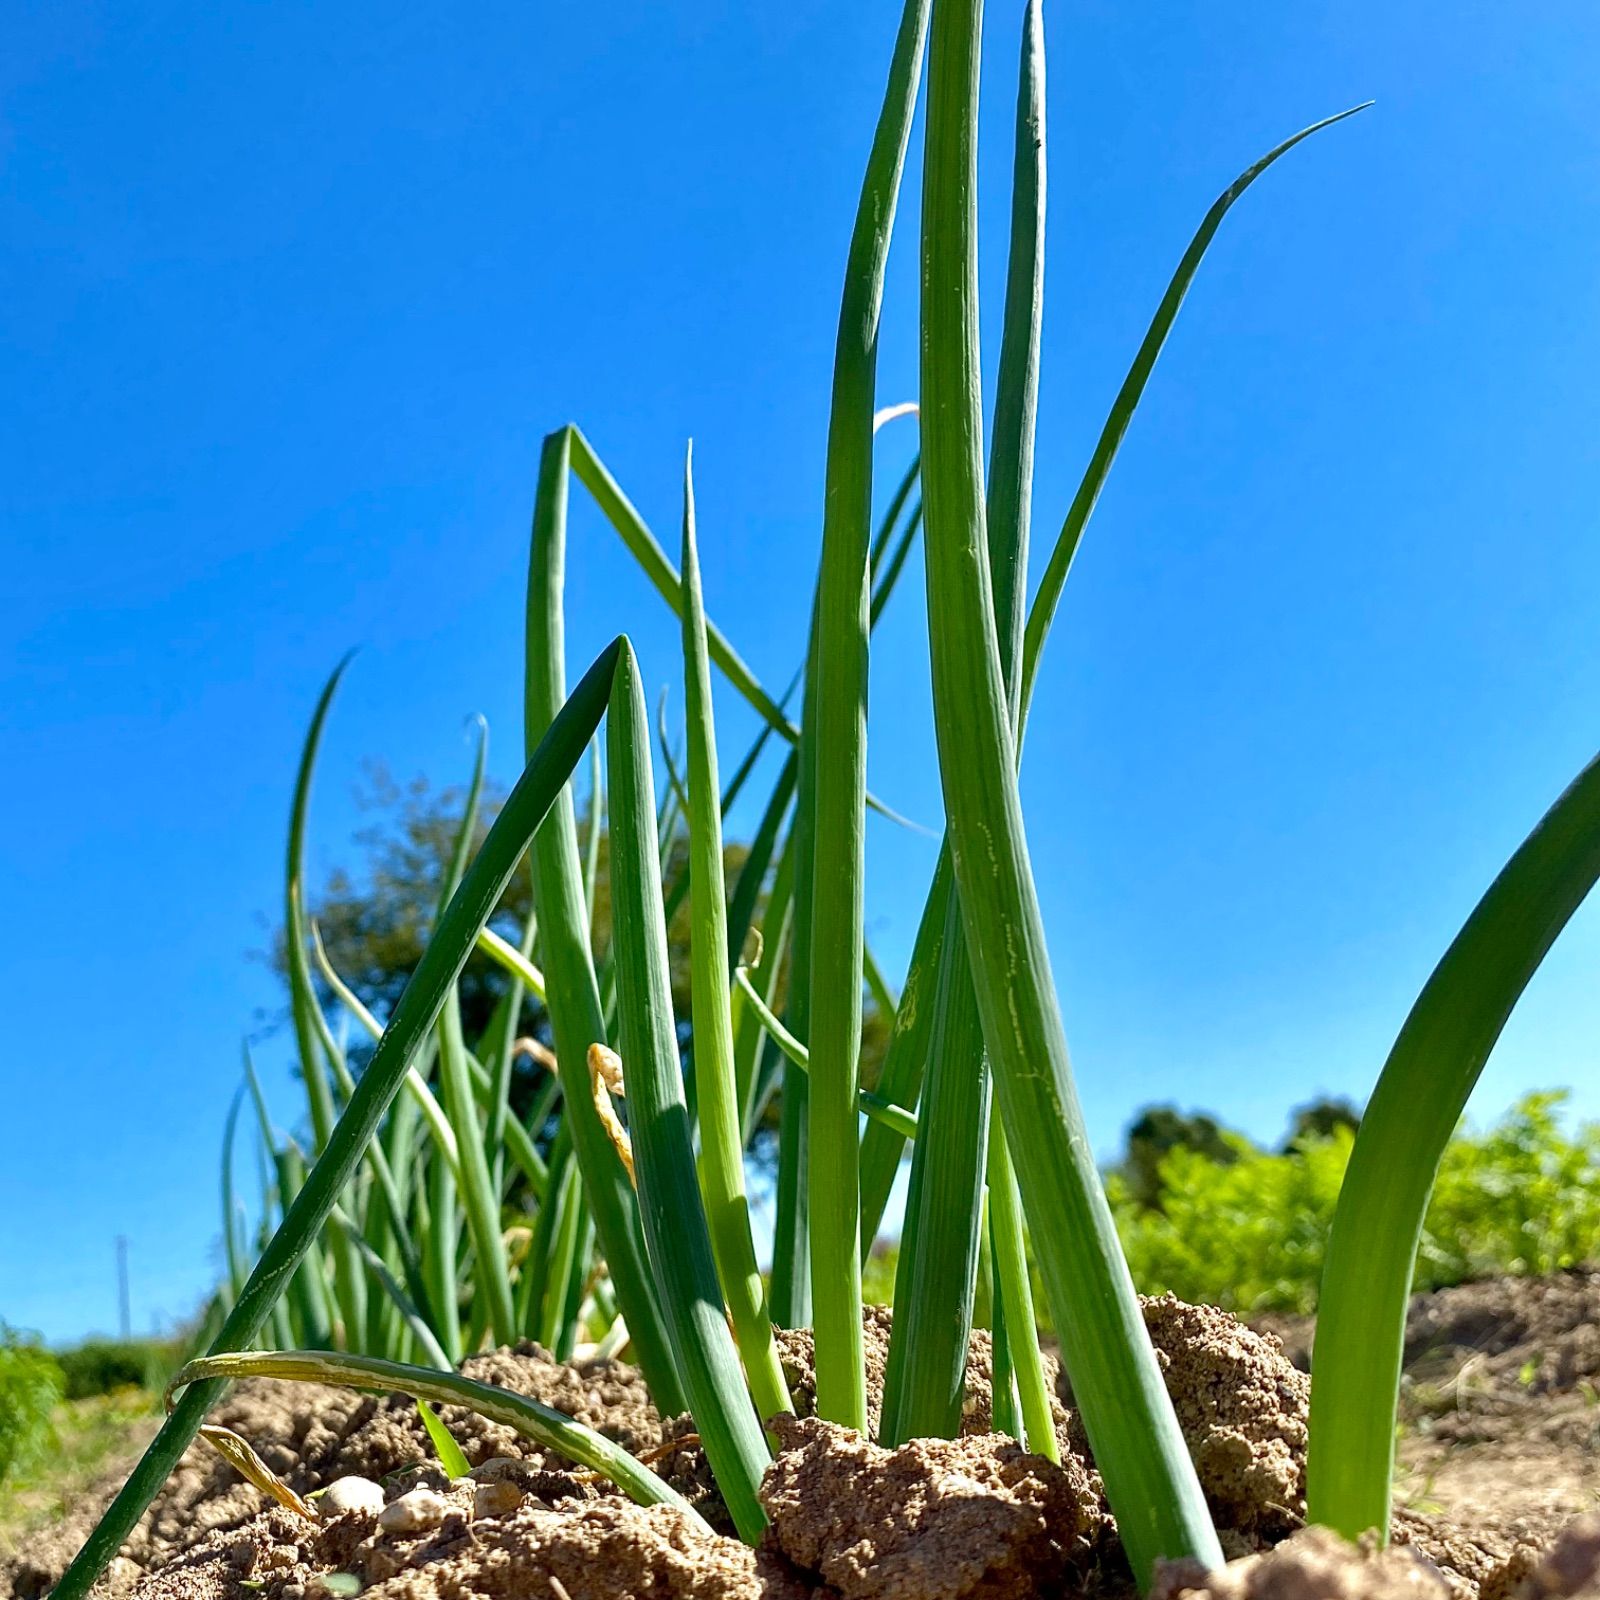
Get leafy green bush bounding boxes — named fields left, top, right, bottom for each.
left=1109, top=1091, right=1600, bottom=1315
left=0, top=1326, right=64, bottom=1484
left=56, top=1339, right=179, bottom=1400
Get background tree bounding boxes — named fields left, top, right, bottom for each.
left=1281, top=1095, right=1362, bottom=1153
left=1118, top=1105, right=1246, bottom=1212
left=271, top=761, right=889, bottom=1151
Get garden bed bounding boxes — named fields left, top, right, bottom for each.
left=8, top=1276, right=1599, bottom=1600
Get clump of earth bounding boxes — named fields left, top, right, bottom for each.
left=7, top=1275, right=1599, bottom=1600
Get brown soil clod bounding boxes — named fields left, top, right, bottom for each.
left=758, top=1413, right=1105, bottom=1600
left=1151, top=1526, right=1453, bottom=1600
left=1519, top=1515, right=1600, bottom=1599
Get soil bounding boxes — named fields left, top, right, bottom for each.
left=6, top=1274, right=1597, bottom=1600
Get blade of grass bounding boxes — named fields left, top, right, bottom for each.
left=1308, top=747, right=1600, bottom=1542
left=678, top=446, right=793, bottom=1424
left=483, top=904, right=540, bottom=1183
left=607, top=637, right=771, bottom=1541
left=879, top=0, right=1047, bottom=1443
left=868, top=502, right=923, bottom=627
left=432, top=724, right=517, bottom=1348
left=986, top=1082, right=1057, bottom=1460
left=525, top=428, right=684, bottom=1413
left=311, top=924, right=465, bottom=1180
left=242, top=1050, right=333, bottom=1348
left=962, top=0, right=1052, bottom=1460
left=417, top=1400, right=472, bottom=1477
left=284, top=658, right=367, bottom=1347
left=568, top=425, right=794, bottom=744
left=168, top=1349, right=707, bottom=1528
left=52, top=639, right=625, bottom=1600
left=735, top=837, right=795, bottom=1140
left=328, top=1206, right=453, bottom=1371
left=878, top=893, right=989, bottom=1446
left=726, top=752, right=797, bottom=980
left=1016, top=103, right=1370, bottom=734
left=305, top=971, right=436, bottom=1343
left=861, top=943, right=897, bottom=1032
left=857, top=851, right=954, bottom=1250
left=919, top=0, right=1220, bottom=1581
left=583, top=737, right=605, bottom=928
left=538, top=1161, right=586, bottom=1352
left=733, top=967, right=918, bottom=1140
left=285, top=657, right=351, bottom=1157
left=987, top=1237, right=1022, bottom=1443
left=221, top=1088, right=248, bottom=1301
left=802, top=0, right=931, bottom=1434
left=869, top=453, right=921, bottom=574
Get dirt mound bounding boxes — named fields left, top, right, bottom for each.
left=1060, top=1296, right=1310, bottom=1553
left=1519, top=1515, right=1600, bottom=1599
left=126, top=1473, right=807, bottom=1600
left=1153, top=1526, right=1452, bottom=1600
left=759, top=1414, right=1104, bottom=1600
left=772, top=1307, right=896, bottom=1437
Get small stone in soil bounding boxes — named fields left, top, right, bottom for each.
left=315, top=1479, right=385, bottom=1523
left=376, top=1488, right=447, bottom=1534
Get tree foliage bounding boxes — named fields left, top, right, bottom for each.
left=271, top=762, right=890, bottom=1144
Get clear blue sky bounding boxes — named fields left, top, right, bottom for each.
left=4, top=1, right=1598, bottom=1344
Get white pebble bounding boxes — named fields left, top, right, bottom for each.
left=316, top=1477, right=386, bottom=1522
left=473, top=1480, right=524, bottom=1520
left=378, top=1487, right=449, bottom=1533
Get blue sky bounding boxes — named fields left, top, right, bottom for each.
left=4, top=1, right=1598, bottom=1344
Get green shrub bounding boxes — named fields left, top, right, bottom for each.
left=0, top=1326, right=64, bottom=1484
left=1108, top=1091, right=1600, bottom=1315
left=55, top=1339, right=177, bottom=1401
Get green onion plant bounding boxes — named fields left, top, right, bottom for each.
left=52, top=7, right=1597, bottom=1600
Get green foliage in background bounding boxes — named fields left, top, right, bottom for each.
left=55, top=1341, right=179, bottom=1402
left=0, top=1329, right=64, bottom=1485
left=1109, top=1092, right=1600, bottom=1316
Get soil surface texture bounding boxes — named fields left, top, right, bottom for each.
left=6, top=1275, right=1596, bottom=1600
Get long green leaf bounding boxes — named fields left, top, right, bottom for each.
left=802, top=0, right=931, bottom=1434
left=1308, top=748, right=1600, bottom=1541
left=606, top=637, right=771, bottom=1542
left=168, top=1349, right=705, bottom=1529
left=918, top=0, right=1220, bottom=1582
left=242, top=1050, right=331, bottom=1348
left=52, top=640, right=625, bottom=1600
left=1016, top=102, right=1370, bottom=732
left=883, top=0, right=1047, bottom=1446
left=417, top=1399, right=472, bottom=1477
left=221, top=1088, right=248, bottom=1301
left=433, top=724, right=517, bottom=1348
left=525, top=427, right=684, bottom=1412
left=733, top=967, right=918, bottom=1140
left=878, top=892, right=988, bottom=1446
left=283, top=658, right=366, bottom=1346
left=678, top=448, right=793, bottom=1424
left=328, top=1207, right=452, bottom=1371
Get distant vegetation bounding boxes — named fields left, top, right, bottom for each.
left=1111, top=1090, right=1600, bottom=1315
left=55, top=1340, right=180, bottom=1402
left=0, top=1328, right=63, bottom=1486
